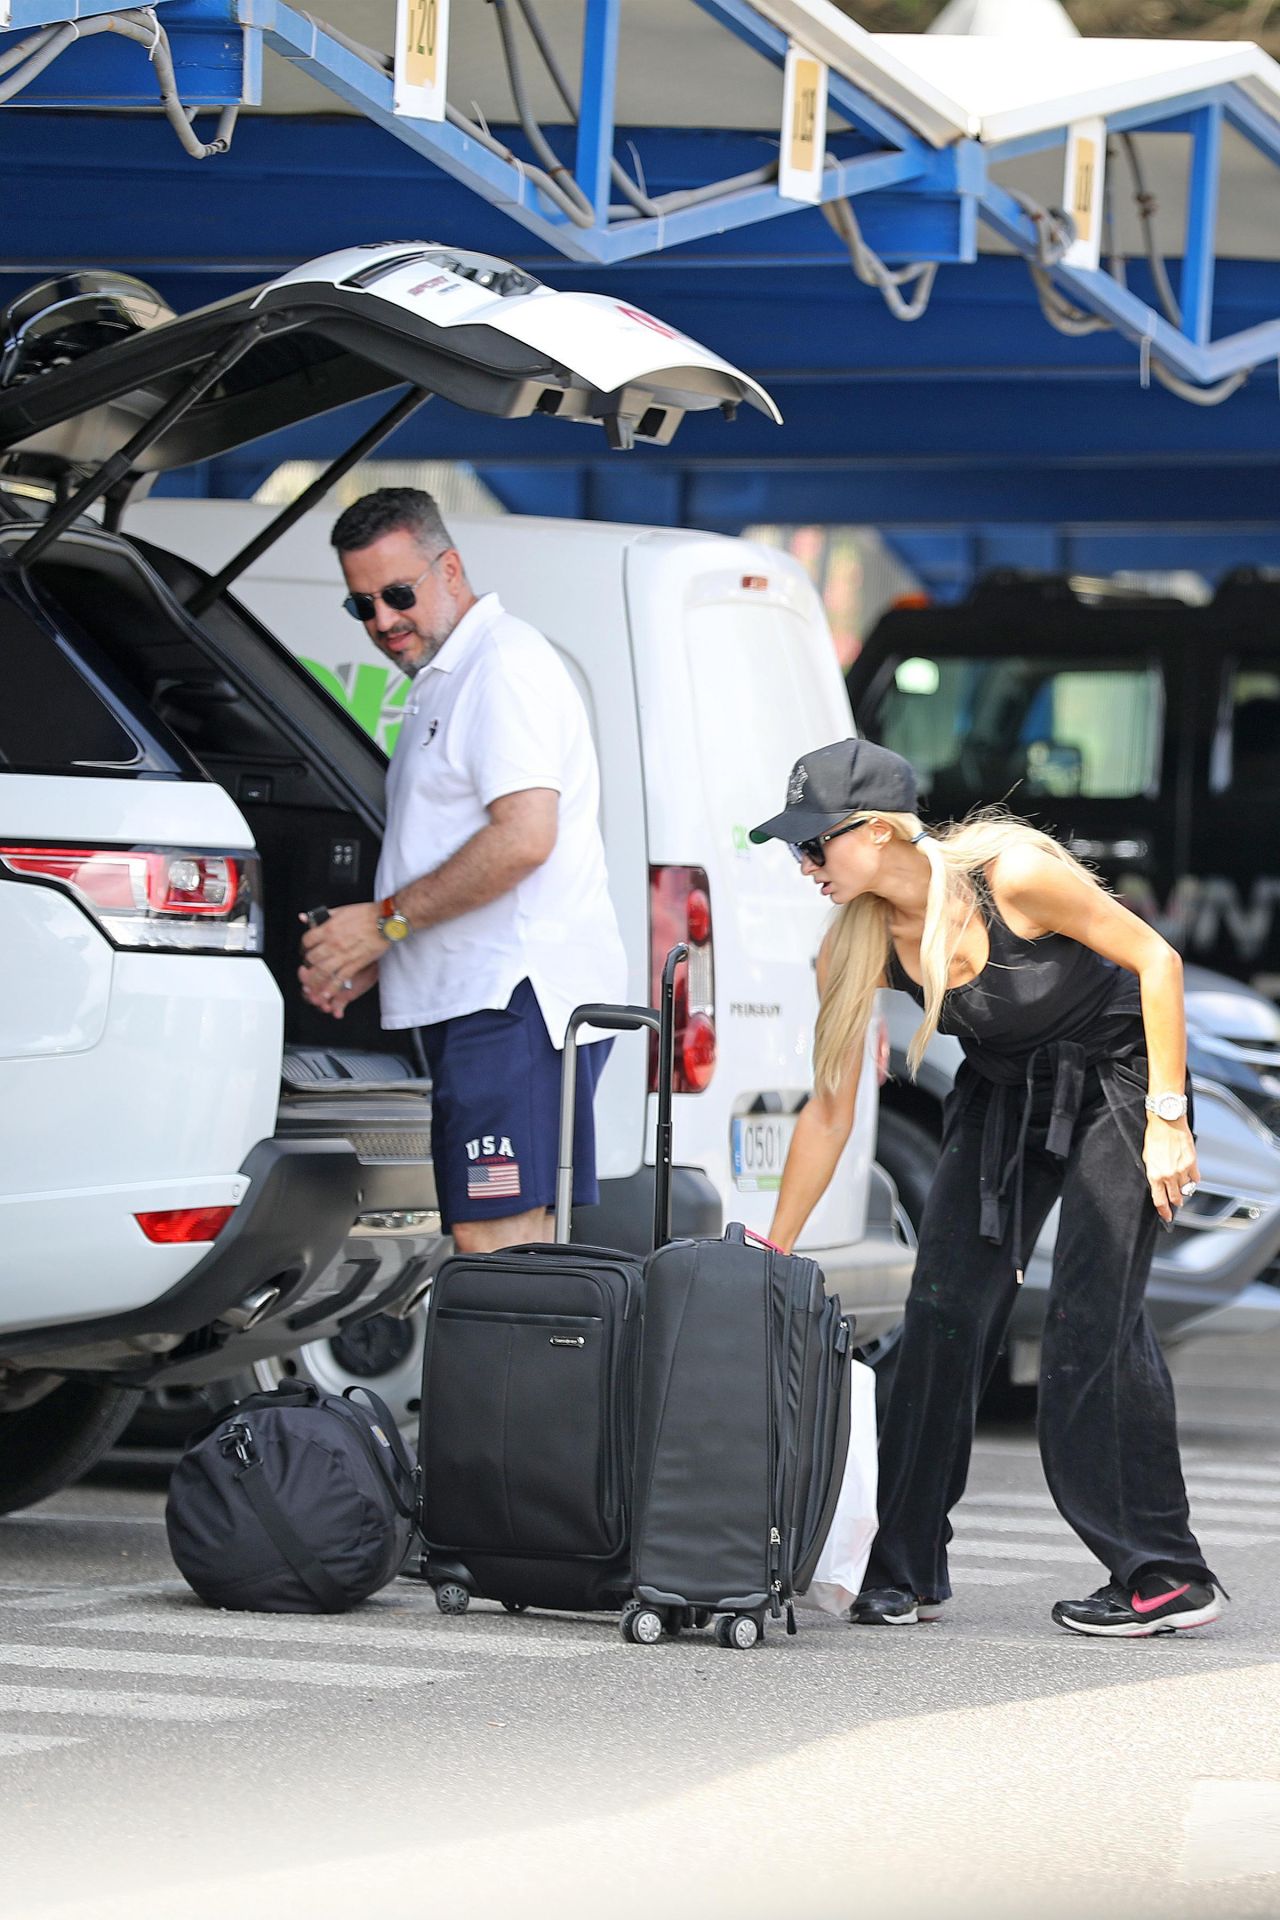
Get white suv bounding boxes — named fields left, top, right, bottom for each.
left=0, top=245, right=796, bottom=1507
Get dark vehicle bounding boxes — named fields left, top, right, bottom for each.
left=848, top=573, right=1280, bottom=1001
left=847, top=574, right=1280, bottom=1403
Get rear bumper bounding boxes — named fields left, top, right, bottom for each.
left=0, top=1135, right=364, bottom=1365
left=2, top=1126, right=445, bottom=1380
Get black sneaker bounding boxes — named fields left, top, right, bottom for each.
left=1052, top=1575, right=1224, bottom=1638
left=849, top=1587, right=921, bottom=1625
left=916, top=1596, right=947, bottom=1622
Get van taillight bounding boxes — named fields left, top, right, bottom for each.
left=650, top=865, right=716, bottom=1094
left=0, top=845, right=264, bottom=954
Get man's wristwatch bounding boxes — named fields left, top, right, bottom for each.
left=377, top=895, right=411, bottom=943
left=1144, top=1090, right=1189, bottom=1123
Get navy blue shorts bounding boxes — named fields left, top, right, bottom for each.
left=421, top=978, right=612, bottom=1232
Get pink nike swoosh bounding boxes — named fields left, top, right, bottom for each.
left=1131, top=1583, right=1191, bottom=1615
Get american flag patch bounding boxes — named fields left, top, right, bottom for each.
left=466, top=1158, right=522, bottom=1201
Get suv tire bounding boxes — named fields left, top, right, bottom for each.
left=875, top=1107, right=938, bottom=1235
left=0, top=1380, right=144, bottom=1514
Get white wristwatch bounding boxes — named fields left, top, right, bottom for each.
left=1144, top=1090, right=1189, bottom=1123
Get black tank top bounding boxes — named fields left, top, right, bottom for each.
left=885, top=880, right=1144, bottom=1273
left=884, top=884, right=1141, bottom=1066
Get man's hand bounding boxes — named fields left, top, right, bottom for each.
left=299, top=959, right=379, bottom=1021
left=300, top=902, right=389, bottom=984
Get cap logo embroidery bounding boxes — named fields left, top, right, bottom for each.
left=787, top=764, right=807, bottom=807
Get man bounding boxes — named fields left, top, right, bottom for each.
left=300, top=487, right=626, bottom=1254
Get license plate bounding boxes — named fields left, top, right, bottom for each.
left=730, top=1115, right=795, bottom=1192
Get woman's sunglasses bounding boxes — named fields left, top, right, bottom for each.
left=788, top=818, right=869, bottom=867
left=342, top=559, right=440, bottom=623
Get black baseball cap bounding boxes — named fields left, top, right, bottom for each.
left=750, top=738, right=918, bottom=846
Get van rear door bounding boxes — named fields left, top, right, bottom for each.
left=628, top=535, right=878, bottom=1261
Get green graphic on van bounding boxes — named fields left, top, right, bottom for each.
left=301, top=658, right=410, bottom=753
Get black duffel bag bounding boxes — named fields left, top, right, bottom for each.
left=166, top=1381, right=419, bottom=1613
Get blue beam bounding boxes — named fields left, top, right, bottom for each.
left=239, top=0, right=939, bottom=266
left=1181, top=104, right=1222, bottom=347
left=975, top=178, right=1280, bottom=385
left=1224, top=86, right=1280, bottom=167
left=2, top=0, right=256, bottom=107
left=659, top=462, right=1280, bottom=526
left=0, top=0, right=180, bottom=25
left=574, top=0, right=621, bottom=220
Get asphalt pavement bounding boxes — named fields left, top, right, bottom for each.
left=0, top=1331, right=1277, bottom=1920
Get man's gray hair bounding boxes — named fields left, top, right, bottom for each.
left=331, top=487, right=454, bottom=560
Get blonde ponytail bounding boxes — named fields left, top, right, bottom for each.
left=812, top=806, right=1107, bottom=1096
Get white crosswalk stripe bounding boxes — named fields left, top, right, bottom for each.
left=0, top=1732, right=86, bottom=1756
left=1181, top=1461, right=1280, bottom=1485
left=73, top=1608, right=610, bottom=1657
left=0, top=1645, right=462, bottom=1688
left=0, top=1685, right=274, bottom=1722
left=954, top=1512, right=1274, bottom=1545
left=0, top=1576, right=615, bottom=1760
left=949, top=1457, right=1279, bottom=1584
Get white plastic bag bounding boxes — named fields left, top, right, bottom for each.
left=801, top=1357, right=879, bottom=1616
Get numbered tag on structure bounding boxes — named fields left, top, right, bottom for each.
left=394, top=0, right=449, bottom=121
left=779, top=40, right=828, bottom=204
left=1062, top=116, right=1106, bottom=271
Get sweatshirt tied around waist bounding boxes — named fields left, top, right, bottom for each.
left=885, top=887, right=1148, bottom=1280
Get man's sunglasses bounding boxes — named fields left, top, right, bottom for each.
left=788, top=818, right=869, bottom=867
left=342, top=559, right=440, bottom=623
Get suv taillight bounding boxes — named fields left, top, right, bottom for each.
left=650, top=865, right=716, bottom=1094
left=0, top=845, right=264, bottom=953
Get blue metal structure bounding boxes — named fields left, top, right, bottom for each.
left=6, top=0, right=1280, bottom=389
left=4, top=1, right=1280, bottom=592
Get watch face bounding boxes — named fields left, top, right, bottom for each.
left=1157, top=1093, right=1185, bottom=1120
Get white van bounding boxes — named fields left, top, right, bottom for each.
left=0, top=243, right=834, bottom=1500
left=131, top=500, right=915, bottom=1332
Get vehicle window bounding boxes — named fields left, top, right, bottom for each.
left=1214, top=661, right=1280, bottom=794
left=0, top=595, right=143, bottom=774
left=868, top=653, right=1163, bottom=814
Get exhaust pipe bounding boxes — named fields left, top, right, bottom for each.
left=217, top=1284, right=282, bottom=1332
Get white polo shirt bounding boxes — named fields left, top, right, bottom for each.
left=374, top=592, right=626, bottom=1047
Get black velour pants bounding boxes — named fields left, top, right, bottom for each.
left=865, top=1056, right=1212, bottom=1600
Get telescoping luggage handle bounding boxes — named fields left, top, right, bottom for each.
left=555, top=943, right=688, bottom=1249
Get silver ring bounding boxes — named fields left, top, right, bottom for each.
left=341, top=978, right=354, bottom=992
left=1180, top=1181, right=1197, bottom=1198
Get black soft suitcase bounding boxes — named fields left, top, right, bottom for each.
left=414, top=948, right=685, bottom=1616
left=625, top=1226, right=852, bottom=1649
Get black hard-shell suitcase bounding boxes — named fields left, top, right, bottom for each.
left=625, top=1226, right=853, bottom=1649
left=413, top=948, right=686, bottom=1616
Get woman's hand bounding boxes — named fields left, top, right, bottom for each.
left=1144, top=1117, right=1199, bottom=1223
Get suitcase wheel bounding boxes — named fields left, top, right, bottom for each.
left=435, top=1580, right=471, bottom=1616
left=620, top=1603, right=665, bottom=1647
left=715, top=1612, right=762, bottom=1651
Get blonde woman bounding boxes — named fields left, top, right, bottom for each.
left=753, top=738, right=1224, bottom=1638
